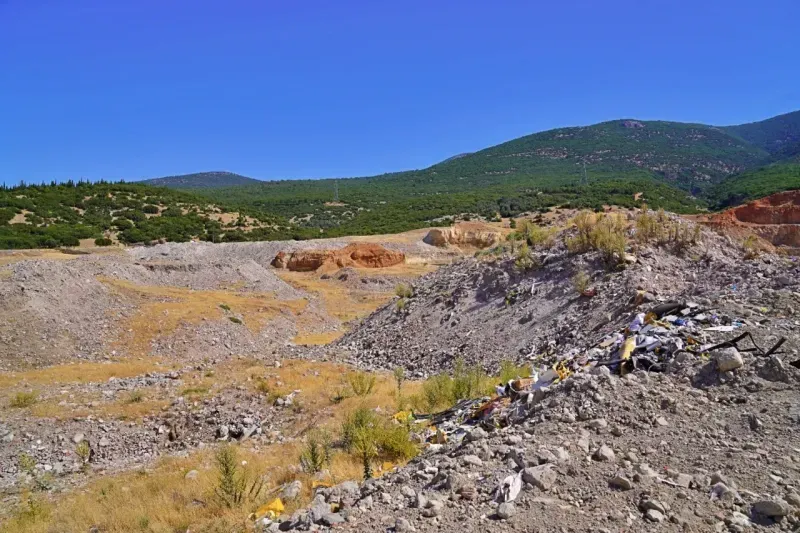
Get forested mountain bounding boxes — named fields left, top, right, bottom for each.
left=723, top=110, right=800, bottom=162
left=3, top=110, right=800, bottom=249
left=139, top=171, right=264, bottom=189
left=0, top=182, right=288, bottom=249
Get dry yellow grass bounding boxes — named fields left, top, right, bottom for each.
left=1, top=360, right=420, bottom=533
left=292, top=330, right=344, bottom=345
left=0, top=360, right=163, bottom=390
left=100, top=278, right=309, bottom=355
left=276, top=271, right=392, bottom=324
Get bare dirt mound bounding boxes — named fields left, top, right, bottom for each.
left=423, top=222, right=504, bottom=249
left=271, top=243, right=405, bottom=272
left=703, top=190, right=800, bottom=249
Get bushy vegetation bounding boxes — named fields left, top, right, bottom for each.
left=0, top=180, right=287, bottom=249
left=300, top=429, right=333, bottom=474
left=6, top=112, right=800, bottom=249
left=347, top=371, right=376, bottom=397
left=706, top=163, right=800, bottom=208
left=213, top=445, right=265, bottom=508
left=340, top=406, right=418, bottom=465
left=10, top=391, right=38, bottom=408
left=566, top=211, right=628, bottom=266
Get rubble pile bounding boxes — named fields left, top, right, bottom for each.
left=272, top=223, right=800, bottom=532
left=270, top=313, right=800, bottom=531
left=339, top=224, right=800, bottom=377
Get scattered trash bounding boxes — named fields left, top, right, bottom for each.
left=496, top=472, right=523, bottom=502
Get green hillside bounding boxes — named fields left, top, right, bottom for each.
left=139, top=171, right=264, bottom=189
left=706, top=162, right=800, bottom=208
left=723, top=110, right=800, bottom=161
left=0, top=182, right=288, bottom=249
left=5, top=110, right=800, bottom=250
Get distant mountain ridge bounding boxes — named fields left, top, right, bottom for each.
left=140, top=171, right=264, bottom=189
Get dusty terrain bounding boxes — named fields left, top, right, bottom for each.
left=2, top=212, right=800, bottom=533
left=698, top=190, right=800, bottom=253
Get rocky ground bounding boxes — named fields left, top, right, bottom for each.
left=269, top=216, right=800, bottom=532
left=2, top=214, right=800, bottom=532
left=338, top=219, right=800, bottom=377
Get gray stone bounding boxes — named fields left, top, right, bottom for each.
left=99, top=437, right=110, bottom=447
left=785, top=492, right=800, bottom=508
left=395, top=517, right=415, bottom=532
left=282, top=479, right=302, bottom=501
left=184, top=469, right=199, bottom=480
left=609, top=475, right=633, bottom=490
left=522, top=464, right=557, bottom=490
left=72, top=433, right=85, bottom=444
left=462, top=455, right=483, bottom=467
left=465, top=427, right=488, bottom=442
left=752, top=499, right=789, bottom=517
left=645, top=509, right=665, bottom=523
left=593, top=444, right=615, bottom=462
left=715, top=347, right=743, bottom=372
left=497, top=502, right=516, bottom=519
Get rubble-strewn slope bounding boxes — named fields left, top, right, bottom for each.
left=339, top=222, right=800, bottom=377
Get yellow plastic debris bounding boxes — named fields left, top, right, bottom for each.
left=393, top=410, right=413, bottom=423
left=619, top=336, right=636, bottom=376
left=256, top=498, right=285, bottom=520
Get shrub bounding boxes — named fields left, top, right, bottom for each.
left=10, top=391, right=38, bottom=408
left=75, top=441, right=91, bottom=465
left=395, top=297, right=407, bottom=311
left=219, top=303, right=231, bottom=312
left=508, top=219, right=517, bottom=229
left=421, top=374, right=454, bottom=412
left=395, top=283, right=413, bottom=298
left=572, top=270, right=590, bottom=295
left=498, top=360, right=531, bottom=384
left=253, top=379, right=271, bottom=397
left=392, top=367, right=405, bottom=396
left=213, top=445, right=265, bottom=508
left=126, top=390, right=144, bottom=403
left=520, top=221, right=556, bottom=248
left=300, top=429, right=333, bottom=474
left=340, top=406, right=417, bottom=465
left=451, top=359, right=488, bottom=402
left=228, top=316, right=243, bottom=325
left=347, top=371, right=376, bottom=397
left=592, top=215, right=627, bottom=265
left=514, top=242, right=537, bottom=271
left=142, top=204, right=160, bottom=214
left=94, top=237, right=113, bottom=246
left=743, top=235, right=761, bottom=259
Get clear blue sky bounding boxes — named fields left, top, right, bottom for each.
left=2, top=0, right=799, bottom=186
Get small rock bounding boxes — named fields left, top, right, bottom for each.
left=752, top=499, right=789, bottom=518
left=395, top=517, right=416, bottom=532
left=645, top=509, right=665, bottom=523
left=522, top=464, right=557, bottom=491
left=593, top=445, right=615, bottom=462
left=462, top=455, right=483, bottom=467
left=466, top=427, right=488, bottom=442
left=609, top=475, right=633, bottom=490
left=72, top=433, right=85, bottom=444
left=715, top=347, right=743, bottom=372
left=185, top=470, right=199, bottom=480
left=497, top=502, right=516, bottom=519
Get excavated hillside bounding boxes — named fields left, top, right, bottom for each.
left=702, top=190, right=800, bottom=251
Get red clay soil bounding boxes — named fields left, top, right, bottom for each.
left=701, top=190, right=800, bottom=248
left=271, top=243, right=405, bottom=272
